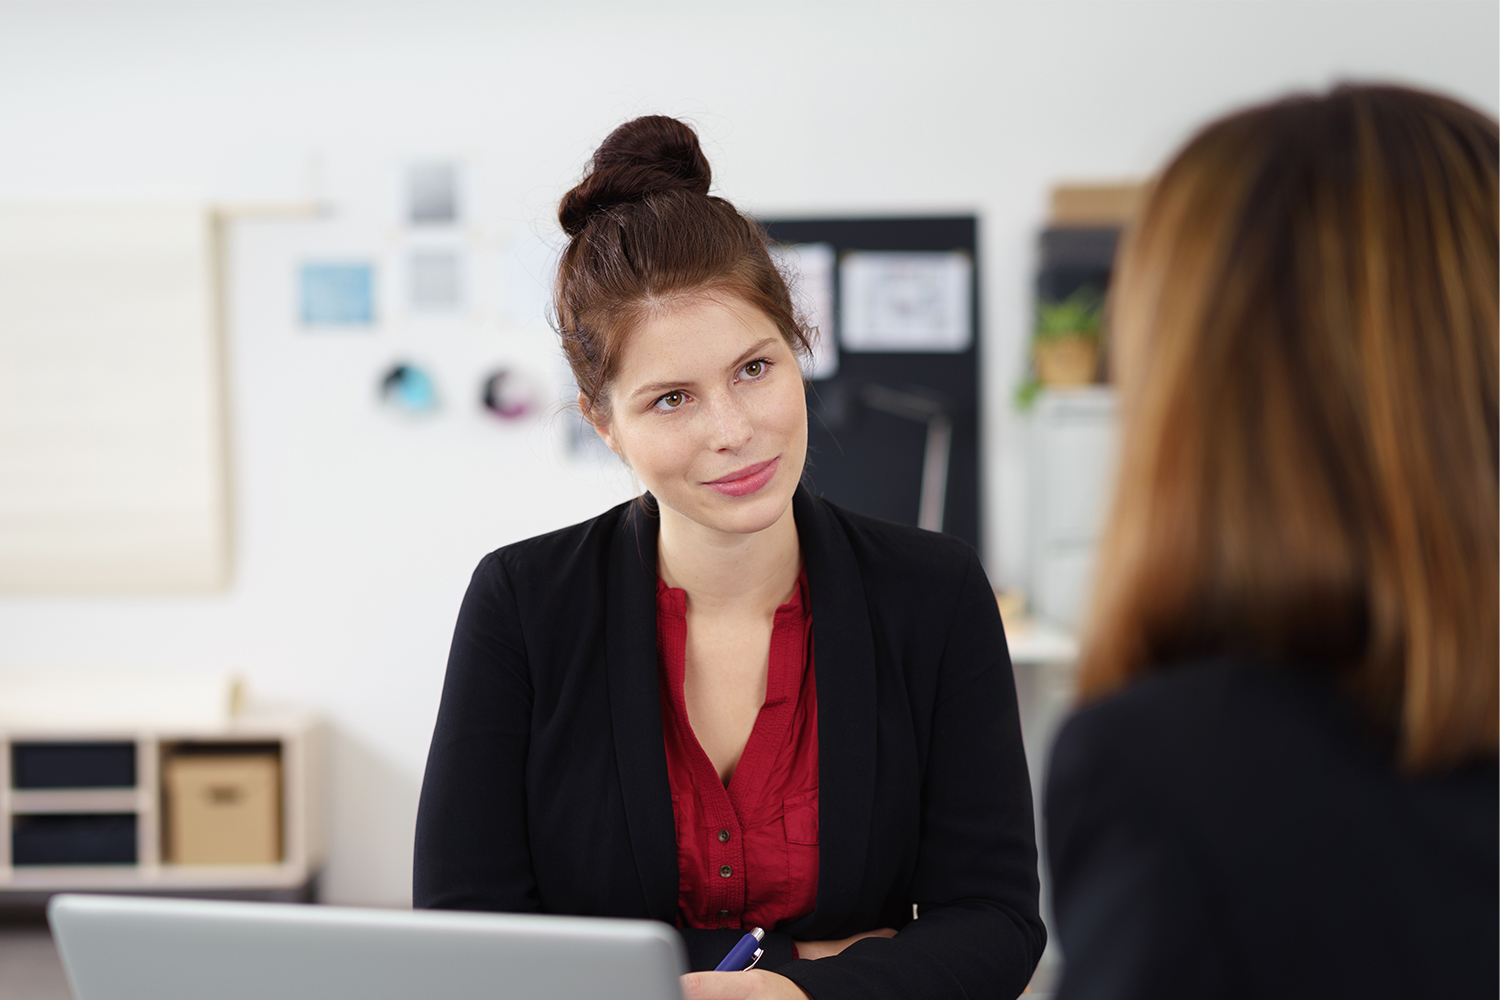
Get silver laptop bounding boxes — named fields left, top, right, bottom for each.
left=48, top=893, right=687, bottom=1000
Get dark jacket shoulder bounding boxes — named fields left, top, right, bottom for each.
left=1050, top=658, right=1439, bottom=794
left=483, top=497, right=638, bottom=577
left=1054, top=660, right=1356, bottom=766
left=1047, top=657, right=1499, bottom=1000
left=465, top=497, right=646, bottom=620
left=1050, top=658, right=1499, bottom=836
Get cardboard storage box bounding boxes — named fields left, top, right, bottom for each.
left=163, top=754, right=281, bottom=864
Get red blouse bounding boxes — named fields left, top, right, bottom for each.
left=656, top=572, right=820, bottom=932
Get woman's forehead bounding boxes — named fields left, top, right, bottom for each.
left=616, top=295, right=783, bottom=381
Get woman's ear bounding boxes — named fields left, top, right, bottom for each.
left=580, top=392, right=623, bottom=459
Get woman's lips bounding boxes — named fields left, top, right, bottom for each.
left=704, top=456, right=780, bottom=498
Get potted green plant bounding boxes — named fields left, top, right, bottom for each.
left=1015, top=287, right=1105, bottom=409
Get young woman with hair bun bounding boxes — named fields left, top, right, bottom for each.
left=414, top=116, right=1045, bottom=1000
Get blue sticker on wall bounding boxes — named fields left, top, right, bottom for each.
left=301, top=262, right=375, bottom=326
left=380, top=364, right=438, bottom=414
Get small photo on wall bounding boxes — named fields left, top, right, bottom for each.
left=480, top=367, right=540, bottom=421
left=408, top=161, right=460, bottom=226
left=409, top=249, right=463, bottom=312
left=300, top=262, right=376, bottom=327
left=379, top=363, right=439, bottom=414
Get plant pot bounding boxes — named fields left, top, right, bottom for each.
left=1032, top=335, right=1099, bottom=387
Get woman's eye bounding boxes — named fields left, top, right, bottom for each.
left=741, top=359, right=768, bottom=379
left=653, top=391, right=685, bottom=411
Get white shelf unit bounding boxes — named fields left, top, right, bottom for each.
left=0, top=710, right=324, bottom=901
left=1028, top=387, right=1119, bottom=628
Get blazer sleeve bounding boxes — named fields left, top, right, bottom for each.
left=784, top=548, right=1046, bottom=1000
left=413, top=552, right=541, bottom=912
left=1044, top=709, right=1233, bottom=1000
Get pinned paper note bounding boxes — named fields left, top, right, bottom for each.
left=839, top=251, right=973, bottom=353
left=769, top=241, right=838, bottom=379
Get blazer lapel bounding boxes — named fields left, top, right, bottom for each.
left=793, top=487, right=878, bottom=928
left=604, top=500, right=679, bottom=921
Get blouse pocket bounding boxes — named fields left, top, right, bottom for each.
left=782, top=788, right=819, bottom=846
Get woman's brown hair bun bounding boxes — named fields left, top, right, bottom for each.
left=554, top=115, right=813, bottom=422
left=558, top=115, right=712, bottom=237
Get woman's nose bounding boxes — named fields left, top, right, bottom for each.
left=707, top=394, right=752, bottom=451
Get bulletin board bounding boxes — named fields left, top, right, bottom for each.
left=761, top=216, right=982, bottom=553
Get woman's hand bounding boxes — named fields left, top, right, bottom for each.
left=794, top=926, right=897, bottom=961
left=681, top=970, right=811, bottom=1000
left=679, top=928, right=898, bottom=999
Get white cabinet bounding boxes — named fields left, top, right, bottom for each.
left=1028, top=387, right=1119, bottom=628
left=0, top=711, right=324, bottom=903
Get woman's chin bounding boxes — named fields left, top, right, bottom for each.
left=660, top=481, right=797, bottom=539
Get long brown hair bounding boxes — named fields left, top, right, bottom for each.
left=1080, top=84, right=1499, bottom=772
left=554, top=115, right=812, bottom=423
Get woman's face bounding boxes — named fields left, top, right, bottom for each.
left=592, top=292, right=808, bottom=539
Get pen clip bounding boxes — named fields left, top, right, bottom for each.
left=743, top=947, right=764, bottom=971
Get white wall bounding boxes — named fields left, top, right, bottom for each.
left=0, top=0, right=1494, bottom=906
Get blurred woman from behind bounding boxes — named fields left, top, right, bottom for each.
left=1045, top=84, right=1498, bottom=999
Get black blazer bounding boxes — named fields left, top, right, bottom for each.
left=1045, top=658, right=1499, bottom=1000
left=415, top=487, right=1045, bottom=1000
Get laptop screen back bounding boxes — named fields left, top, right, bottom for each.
left=48, top=893, right=687, bottom=1000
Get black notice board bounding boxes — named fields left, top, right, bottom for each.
left=760, top=216, right=982, bottom=553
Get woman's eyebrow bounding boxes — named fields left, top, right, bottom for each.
left=629, top=377, right=688, bottom=401
left=626, top=339, right=780, bottom=402
left=731, top=339, right=779, bottom=368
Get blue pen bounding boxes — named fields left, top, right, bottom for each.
left=714, top=927, right=765, bottom=972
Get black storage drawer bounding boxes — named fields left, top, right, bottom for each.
left=11, top=742, right=136, bottom=789
left=12, top=813, right=138, bottom=865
